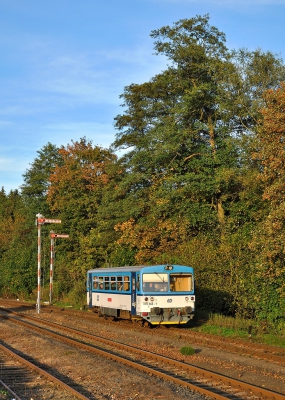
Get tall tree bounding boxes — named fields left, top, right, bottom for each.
left=47, top=138, right=116, bottom=233
left=250, top=83, right=285, bottom=322
left=113, top=15, right=236, bottom=236
left=230, top=48, right=285, bottom=133
left=46, top=137, right=117, bottom=287
left=0, top=189, right=36, bottom=297
left=112, top=15, right=268, bottom=252
left=21, top=142, right=63, bottom=215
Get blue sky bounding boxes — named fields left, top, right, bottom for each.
left=1, top=0, right=285, bottom=193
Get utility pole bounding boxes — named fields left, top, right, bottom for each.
left=35, top=214, right=61, bottom=314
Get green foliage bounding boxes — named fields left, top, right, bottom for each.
left=0, top=189, right=37, bottom=298
left=192, top=313, right=285, bottom=348
left=21, top=142, right=63, bottom=216
left=248, top=83, right=285, bottom=322
left=108, top=245, right=136, bottom=267
left=0, top=388, right=10, bottom=399
left=180, top=346, right=195, bottom=356
left=64, top=280, right=87, bottom=309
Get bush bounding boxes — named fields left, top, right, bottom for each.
left=180, top=346, right=195, bottom=356
left=64, top=280, right=86, bottom=309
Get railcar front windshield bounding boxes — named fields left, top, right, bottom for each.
left=142, top=273, right=193, bottom=292
left=142, top=273, right=168, bottom=291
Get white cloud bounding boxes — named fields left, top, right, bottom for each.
left=0, top=38, right=167, bottom=120
left=0, top=156, right=13, bottom=170
left=40, top=121, right=116, bottom=149
left=33, top=44, right=166, bottom=106
left=0, top=120, right=13, bottom=127
left=0, top=155, right=27, bottom=173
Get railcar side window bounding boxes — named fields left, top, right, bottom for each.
left=110, top=276, right=116, bottom=290
left=117, top=276, right=123, bottom=290
left=93, top=276, right=98, bottom=289
left=123, top=275, right=130, bottom=291
left=93, top=275, right=131, bottom=291
left=97, top=277, right=103, bottom=289
left=104, top=276, right=110, bottom=290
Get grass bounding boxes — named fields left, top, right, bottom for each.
left=0, top=388, right=10, bottom=399
left=53, top=300, right=74, bottom=308
left=180, top=346, right=196, bottom=356
left=190, top=311, right=285, bottom=348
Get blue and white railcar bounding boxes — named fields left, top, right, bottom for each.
left=87, top=264, right=195, bottom=325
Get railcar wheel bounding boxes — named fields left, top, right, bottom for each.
left=141, top=320, right=152, bottom=328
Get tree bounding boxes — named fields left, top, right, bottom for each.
left=230, top=48, right=285, bottom=134
left=47, top=138, right=116, bottom=233
left=46, top=137, right=117, bottom=287
left=21, top=142, right=63, bottom=215
left=0, top=189, right=36, bottom=298
left=113, top=15, right=237, bottom=237
left=249, top=83, right=285, bottom=323
left=112, top=15, right=273, bottom=251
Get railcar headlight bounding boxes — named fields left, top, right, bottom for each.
left=144, top=297, right=148, bottom=301
left=185, top=297, right=189, bottom=301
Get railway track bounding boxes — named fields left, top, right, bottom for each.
left=15, top=300, right=283, bottom=368
left=1, top=307, right=284, bottom=400
left=2, top=299, right=285, bottom=367
left=50, top=306, right=285, bottom=366
left=0, top=341, right=89, bottom=400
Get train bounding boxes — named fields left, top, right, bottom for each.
left=86, top=264, right=195, bottom=325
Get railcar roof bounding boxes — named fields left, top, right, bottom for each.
left=87, top=264, right=193, bottom=274
left=88, top=266, right=144, bottom=273
left=87, top=265, right=151, bottom=274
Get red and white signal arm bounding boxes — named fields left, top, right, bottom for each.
left=52, top=234, right=69, bottom=238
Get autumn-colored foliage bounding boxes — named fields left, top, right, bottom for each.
left=248, top=83, right=285, bottom=322
left=258, top=82, right=285, bottom=202
left=47, top=138, right=116, bottom=216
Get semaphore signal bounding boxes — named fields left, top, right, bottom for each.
left=35, top=213, right=62, bottom=314
left=49, top=231, right=69, bottom=305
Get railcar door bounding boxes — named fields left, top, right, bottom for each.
left=131, top=272, right=136, bottom=315
left=88, top=272, right=92, bottom=307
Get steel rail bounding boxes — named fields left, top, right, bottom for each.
left=0, top=379, right=21, bottom=400
left=1, top=311, right=284, bottom=400
left=0, top=342, right=89, bottom=400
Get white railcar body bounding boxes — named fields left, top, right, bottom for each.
left=87, top=264, right=195, bottom=325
